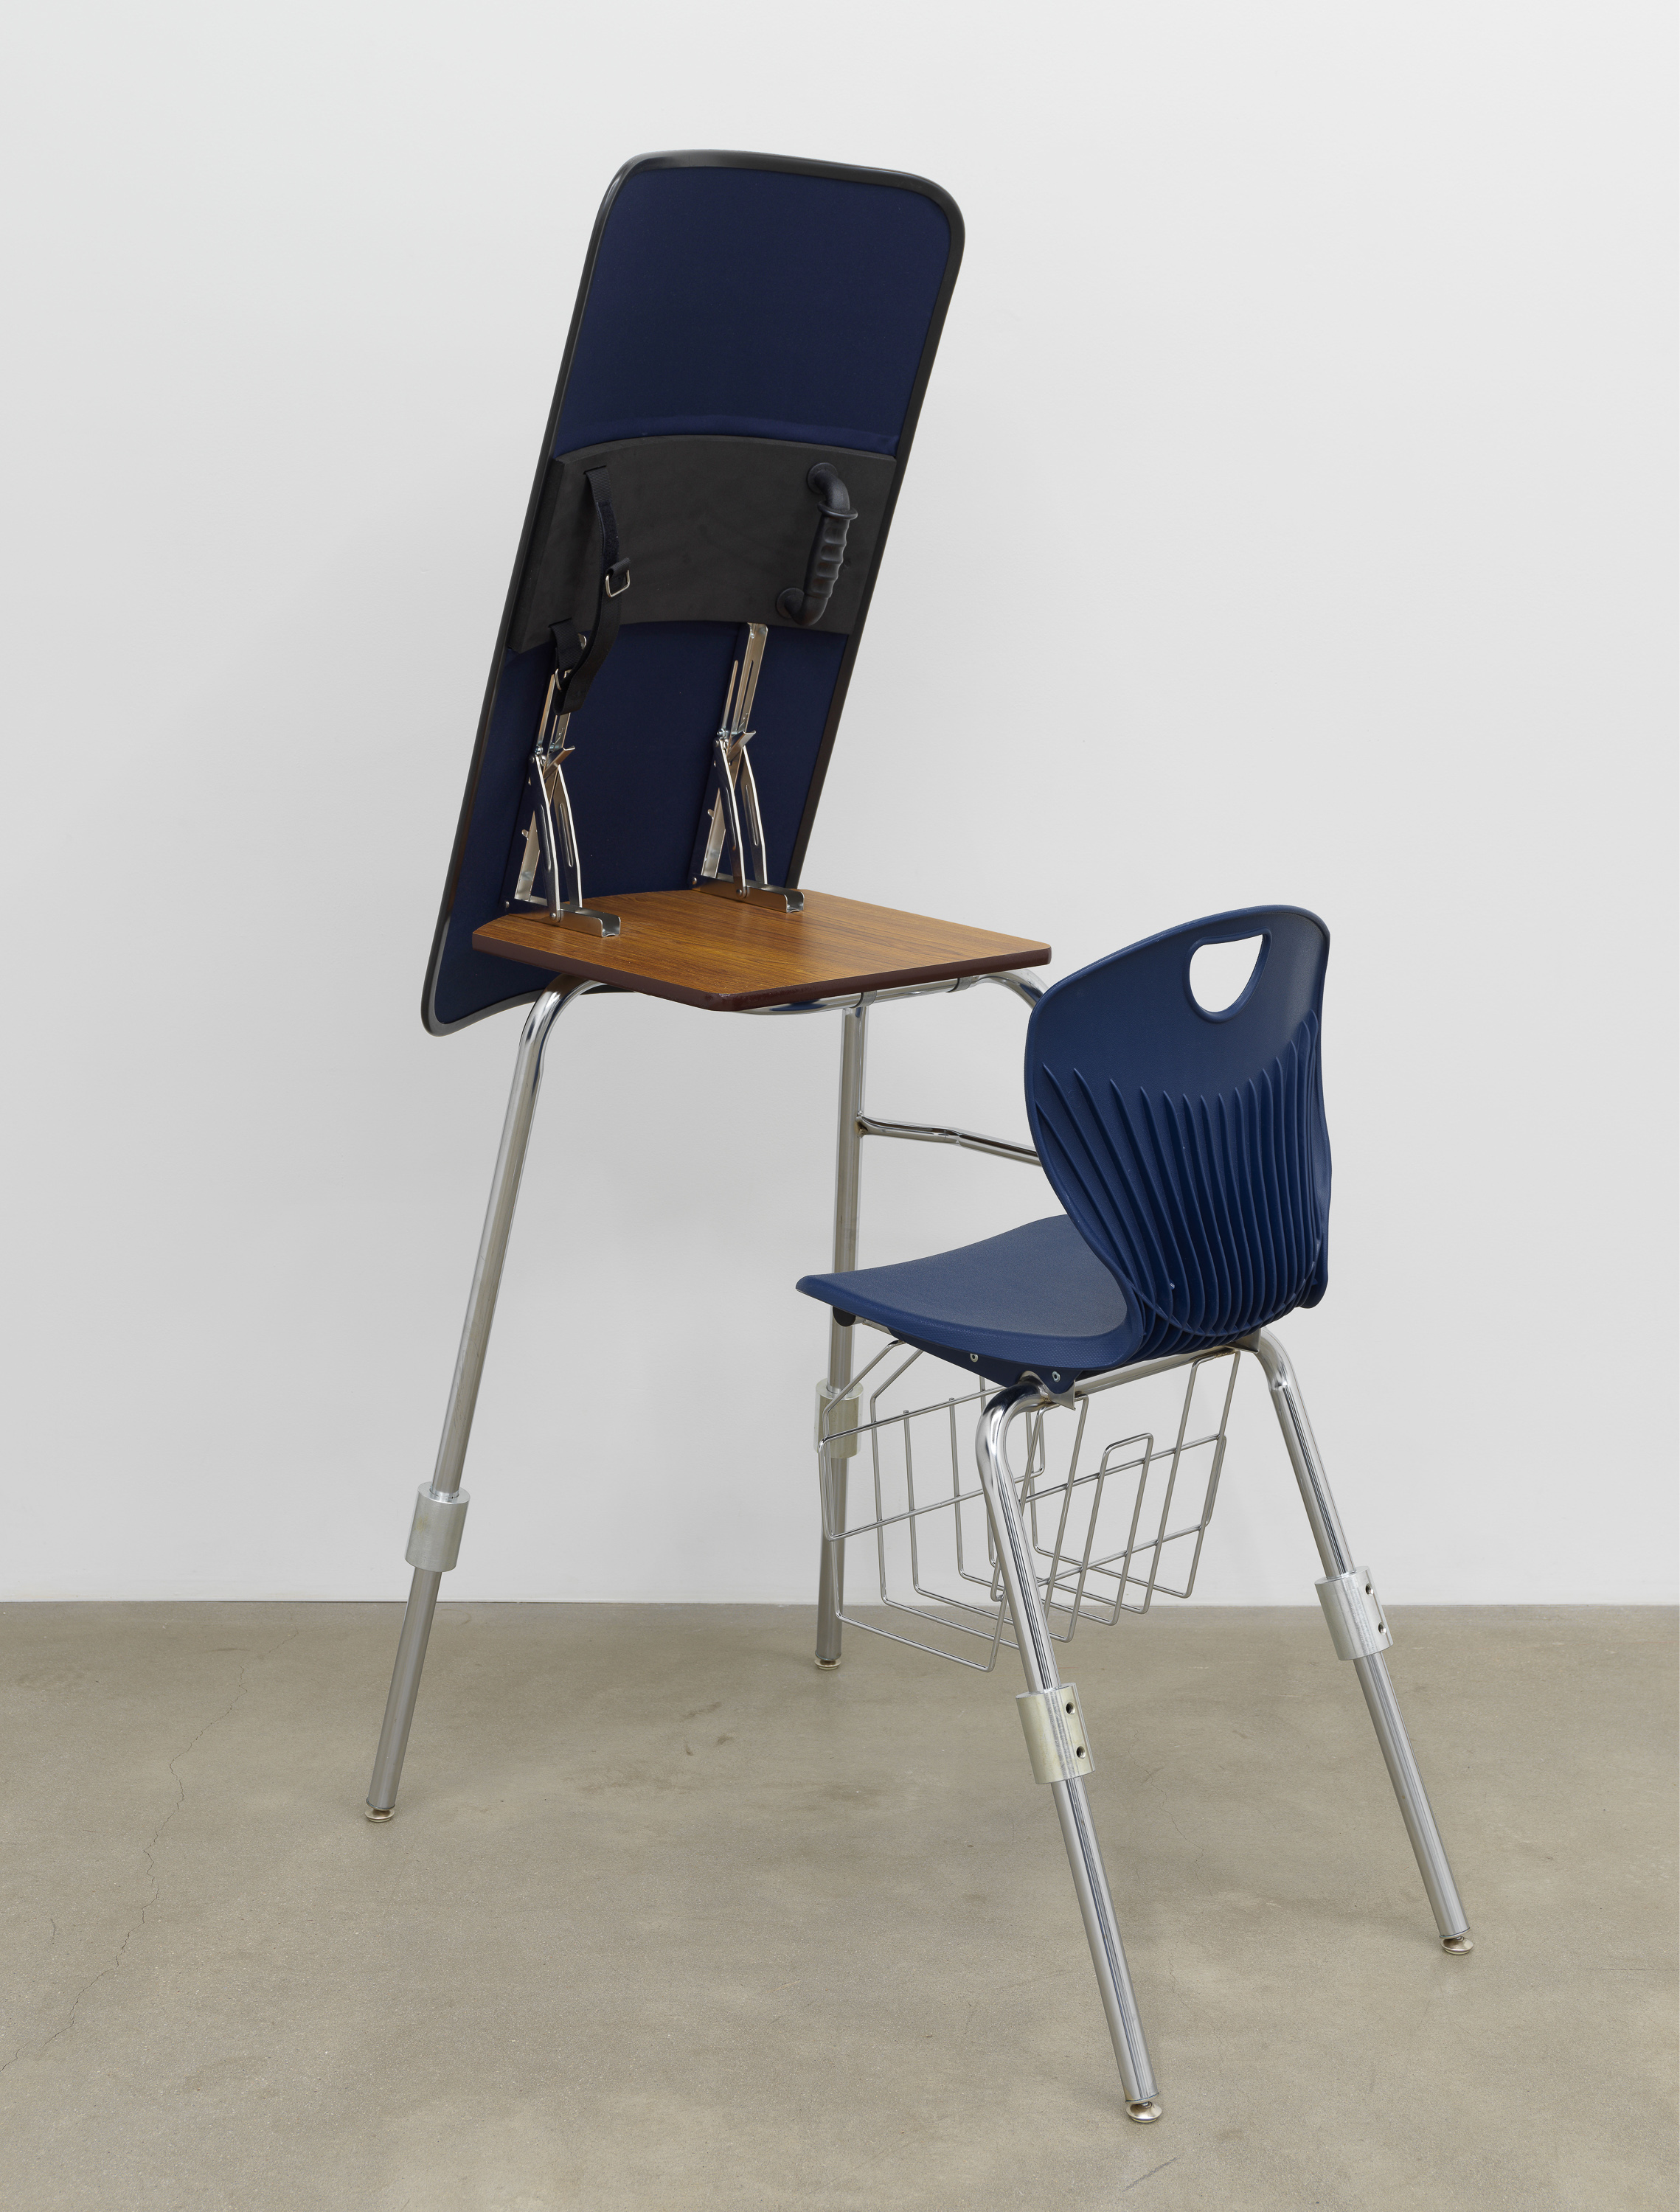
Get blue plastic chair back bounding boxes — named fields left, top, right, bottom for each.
left=1024, top=908, right=1332, bottom=1361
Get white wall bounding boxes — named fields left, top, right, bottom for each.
left=2, top=1, right=1673, bottom=1604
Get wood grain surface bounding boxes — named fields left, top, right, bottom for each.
left=471, top=888, right=1050, bottom=1012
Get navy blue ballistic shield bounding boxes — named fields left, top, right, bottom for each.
left=424, top=150, right=964, bottom=1033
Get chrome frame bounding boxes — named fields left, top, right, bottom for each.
left=823, top=1318, right=1478, bottom=2097
left=806, top=971, right=1046, bottom=1668
left=1241, top=1326, right=1471, bottom=1947
left=364, top=948, right=1468, bottom=2123
left=977, top=1382, right=1160, bottom=2118
left=796, top=982, right=1470, bottom=2112
left=367, top=966, right=1046, bottom=1804
left=365, top=976, right=602, bottom=1816
left=813, top=998, right=868, bottom=1663
left=520, top=672, right=622, bottom=938
left=855, top=1113, right=1039, bottom=1166
left=694, top=626, right=804, bottom=913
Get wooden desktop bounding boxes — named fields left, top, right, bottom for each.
left=473, top=887, right=1051, bottom=1013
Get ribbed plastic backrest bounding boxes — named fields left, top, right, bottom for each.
left=1024, top=908, right=1332, bottom=1361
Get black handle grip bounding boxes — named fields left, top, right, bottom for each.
left=777, top=462, right=857, bottom=627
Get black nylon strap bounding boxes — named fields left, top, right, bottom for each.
left=551, top=465, right=631, bottom=713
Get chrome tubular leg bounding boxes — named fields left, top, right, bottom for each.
left=977, top=1386, right=1162, bottom=2119
left=365, top=980, right=596, bottom=1819
left=814, top=999, right=868, bottom=1668
left=365, top=1568, right=442, bottom=1816
left=1243, top=1329, right=1472, bottom=1948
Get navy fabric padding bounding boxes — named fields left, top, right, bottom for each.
left=797, top=1217, right=1134, bottom=1391
left=795, top=907, right=1333, bottom=1391
left=555, top=168, right=951, bottom=456
left=431, top=622, right=846, bottom=1029
left=427, top=156, right=957, bottom=1033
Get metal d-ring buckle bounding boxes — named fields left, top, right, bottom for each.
left=604, top=563, right=631, bottom=598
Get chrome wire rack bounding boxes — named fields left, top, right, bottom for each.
left=816, top=1334, right=1240, bottom=1669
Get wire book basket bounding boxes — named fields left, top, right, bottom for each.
left=817, top=1335, right=1240, bottom=1670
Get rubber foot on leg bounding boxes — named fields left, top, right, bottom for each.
left=364, top=1804, right=395, bottom=1823
left=1441, top=1933, right=1474, bottom=1954
left=1126, top=2100, right=1162, bottom=2124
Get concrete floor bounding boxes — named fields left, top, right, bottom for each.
left=0, top=1605, right=1673, bottom=2211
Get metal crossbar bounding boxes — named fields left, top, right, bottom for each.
left=817, top=1335, right=1240, bottom=1669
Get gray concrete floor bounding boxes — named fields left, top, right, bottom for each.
left=0, top=1604, right=1673, bottom=2211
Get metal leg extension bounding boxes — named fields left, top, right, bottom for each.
left=977, top=1385, right=1162, bottom=2121
left=365, top=979, right=597, bottom=1819
left=1244, top=1329, right=1473, bottom=1951
left=813, top=1000, right=867, bottom=1667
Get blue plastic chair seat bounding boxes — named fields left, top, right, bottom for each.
left=796, top=906, right=1332, bottom=1393
left=797, top=1215, right=1131, bottom=1389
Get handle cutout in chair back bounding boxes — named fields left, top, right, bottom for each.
left=1187, top=933, right=1266, bottom=1018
